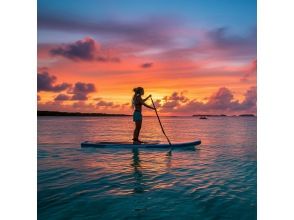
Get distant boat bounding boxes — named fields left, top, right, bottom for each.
left=238, top=114, right=256, bottom=117
left=199, top=116, right=208, bottom=119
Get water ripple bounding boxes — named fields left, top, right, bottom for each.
left=38, top=116, right=256, bottom=220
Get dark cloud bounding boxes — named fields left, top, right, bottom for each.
left=141, top=63, right=153, bottom=68
left=50, top=38, right=120, bottom=62
left=38, top=14, right=146, bottom=36
left=38, top=74, right=97, bottom=101
left=37, top=95, right=41, bottom=101
left=37, top=72, right=71, bottom=92
left=50, top=38, right=96, bottom=61
left=159, top=27, right=256, bottom=61
left=73, top=82, right=96, bottom=94
left=54, top=94, right=71, bottom=101
left=71, top=93, right=88, bottom=101
left=208, top=27, right=256, bottom=48
left=38, top=14, right=177, bottom=47
left=70, top=82, right=96, bottom=101
left=207, top=27, right=256, bottom=56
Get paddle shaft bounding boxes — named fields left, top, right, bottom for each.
left=150, top=97, right=172, bottom=146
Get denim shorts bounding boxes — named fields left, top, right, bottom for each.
left=133, top=111, right=142, bottom=122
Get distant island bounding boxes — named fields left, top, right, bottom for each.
left=192, top=114, right=256, bottom=117
left=192, top=114, right=227, bottom=117
left=38, top=111, right=256, bottom=117
left=238, top=114, right=256, bottom=117
left=37, top=111, right=130, bottom=117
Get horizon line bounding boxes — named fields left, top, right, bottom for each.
left=37, top=110, right=256, bottom=117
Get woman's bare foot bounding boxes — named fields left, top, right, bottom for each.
left=132, top=138, right=143, bottom=145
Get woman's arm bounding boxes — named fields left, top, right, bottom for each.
left=142, top=102, right=155, bottom=110
left=142, top=95, right=151, bottom=102
left=139, top=96, right=155, bottom=110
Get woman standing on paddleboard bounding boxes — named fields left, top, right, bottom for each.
left=132, top=87, right=155, bottom=144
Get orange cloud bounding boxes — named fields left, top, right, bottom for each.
left=37, top=33, right=256, bottom=113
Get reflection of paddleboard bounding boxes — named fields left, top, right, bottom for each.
left=81, top=140, right=201, bottom=149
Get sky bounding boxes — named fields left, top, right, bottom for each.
left=37, top=0, right=256, bottom=116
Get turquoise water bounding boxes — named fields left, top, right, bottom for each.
left=38, top=116, right=256, bottom=220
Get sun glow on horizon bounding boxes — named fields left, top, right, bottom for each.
left=38, top=0, right=256, bottom=115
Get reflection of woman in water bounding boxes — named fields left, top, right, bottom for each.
left=132, top=87, right=155, bottom=144
left=132, top=148, right=144, bottom=193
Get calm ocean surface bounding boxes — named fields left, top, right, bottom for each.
left=38, top=116, right=256, bottom=220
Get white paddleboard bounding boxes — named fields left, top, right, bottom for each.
left=81, top=140, right=201, bottom=149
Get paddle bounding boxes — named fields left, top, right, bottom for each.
left=150, top=97, right=173, bottom=156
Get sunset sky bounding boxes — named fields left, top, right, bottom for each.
left=37, top=0, right=256, bottom=116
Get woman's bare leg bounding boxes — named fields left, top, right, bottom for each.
left=133, top=121, right=142, bottom=140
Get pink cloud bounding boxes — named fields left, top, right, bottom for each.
left=38, top=86, right=256, bottom=115
left=157, top=87, right=256, bottom=115
left=240, top=59, right=257, bottom=82
left=38, top=99, right=130, bottom=114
